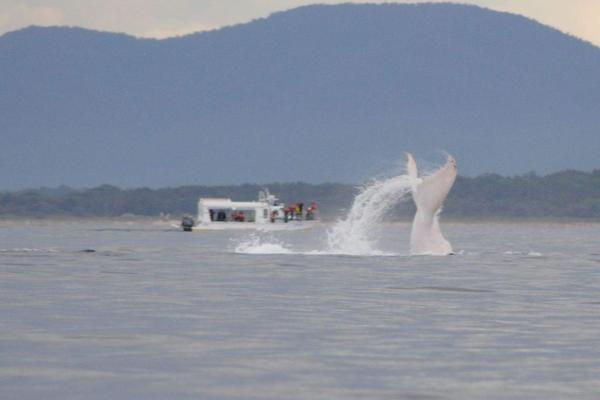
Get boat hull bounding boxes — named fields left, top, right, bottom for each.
left=190, top=221, right=319, bottom=231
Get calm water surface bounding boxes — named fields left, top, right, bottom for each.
left=1, top=220, right=599, bottom=399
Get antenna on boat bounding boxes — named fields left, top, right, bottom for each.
left=259, top=187, right=278, bottom=206
left=258, top=188, right=267, bottom=202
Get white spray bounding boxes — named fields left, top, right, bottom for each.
left=233, top=233, right=294, bottom=254
left=326, top=174, right=413, bottom=255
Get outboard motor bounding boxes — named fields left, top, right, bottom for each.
left=181, top=216, right=195, bottom=232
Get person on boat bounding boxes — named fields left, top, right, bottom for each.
left=270, top=210, right=278, bottom=223
left=306, top=201, right=318, bottom=220
left=306, top=210, right=313, bottom=220
left=233, top=211, right=245, bottom=222
left=288, top=204, right=296, bottom=220
left=283, top=207, right=290, bottom=223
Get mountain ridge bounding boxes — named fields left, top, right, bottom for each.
left=5, top=3, right=599, bottom=49
left=2, top=3, right=599, bottom=189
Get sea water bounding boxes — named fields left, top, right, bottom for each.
left=1, top=220, right=600, bottom=399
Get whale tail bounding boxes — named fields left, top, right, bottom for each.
left=407, top=153, right=457, bottom=255
left=406, top=152, right=419, bottom=184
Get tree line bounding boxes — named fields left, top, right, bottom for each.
left=1, top=170, right=600, bottom=220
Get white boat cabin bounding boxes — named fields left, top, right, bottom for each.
left=197, top=190, right=285, bottom=225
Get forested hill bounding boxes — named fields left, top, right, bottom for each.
left=1, top=3, right=600, bottom=189
left=2, top=170, right=600, bottom=219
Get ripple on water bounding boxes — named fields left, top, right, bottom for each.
left=386, top=286, right=495, bottom=293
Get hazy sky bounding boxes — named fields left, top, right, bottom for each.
left=1, top=0, right=599, bottom=47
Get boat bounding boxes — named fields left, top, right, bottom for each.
left=181, top=189, right=319, bottom=231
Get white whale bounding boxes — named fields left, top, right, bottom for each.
left=407, top=153, right=457, bottom=255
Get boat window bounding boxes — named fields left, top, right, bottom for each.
left=232, top=210, right=256, bottom=222
left=208, top=208, right=258, bottom=222
left=214, top=209, right=228, bottom=222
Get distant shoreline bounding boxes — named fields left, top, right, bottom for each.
left=1, top=215, right=599, bottom=225
left=2, top=170, right=600, bottom=220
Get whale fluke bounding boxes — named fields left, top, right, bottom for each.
left=407, top=153, right=457, bottom=255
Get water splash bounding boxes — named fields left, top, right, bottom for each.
left=234, top=233, right=294, bottom=255
left=232, top=161, right=423, bottom=256
left=326, top=174, right=412, bottom=255
left=231, top=156, right=454, bottom=256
